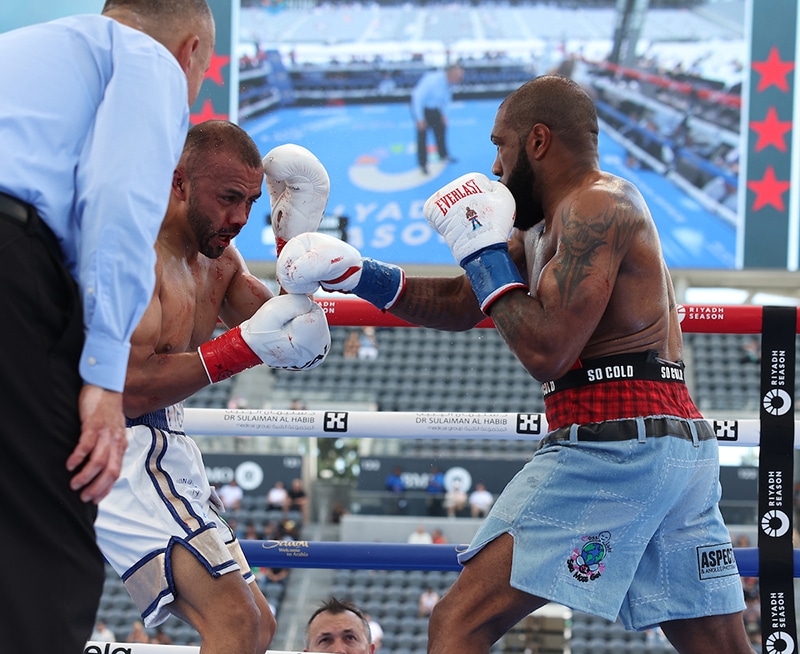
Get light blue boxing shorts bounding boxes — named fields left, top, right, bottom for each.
left=95, top=405, right=254, bottom=627
left=458, top=416, right=746, bottom=630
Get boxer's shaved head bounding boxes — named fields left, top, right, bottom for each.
left=501, top=75, right=598, bottom=153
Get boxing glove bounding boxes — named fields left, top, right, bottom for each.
left=423, top=172, right=527, bottom=312
left=198, top=294, right=330, bottom=382
left=263, top=144, right=330, bottom=255
left=277, top=232, right=406, bottom=311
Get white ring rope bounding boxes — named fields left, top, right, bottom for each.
left=184, top=407, right=770, bottom=447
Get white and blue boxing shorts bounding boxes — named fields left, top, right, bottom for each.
left=95, top=405, right=254, bottom=627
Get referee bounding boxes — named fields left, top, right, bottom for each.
left=411, top=64, right=464, bottom=175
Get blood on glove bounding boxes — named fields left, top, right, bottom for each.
left=198, top=294, right=330, bottom=382
left=277, top=232, right=363, bottom=296
left=277, top=232, right=406, bottom=311
left=263, top=143, right=330, bottom=255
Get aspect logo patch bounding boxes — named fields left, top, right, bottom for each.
left=696, top=543, right=738, bottom=580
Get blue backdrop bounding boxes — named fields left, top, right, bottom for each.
left=240, top=98, right=736, bottom=269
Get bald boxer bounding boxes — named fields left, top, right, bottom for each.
left=95, top=121, right=330, bottom=654
left=276, top=76, right=751, bottom=654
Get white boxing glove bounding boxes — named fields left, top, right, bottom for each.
left=423, top=172, right=516, bottom=263
left=278, top=232, right=406, bottom=311
left=263, top=144, right=330, bottom=255
left=198, top=294, right=330, bottom=382
left=423, top=172, right=527, bottom=313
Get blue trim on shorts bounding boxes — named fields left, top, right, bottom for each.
left=126, top=408, right=185, bottom=435
left=144, top=429, right=207, bottom=536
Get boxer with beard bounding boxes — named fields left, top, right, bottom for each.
left=275, top=75, right=752, bottom=654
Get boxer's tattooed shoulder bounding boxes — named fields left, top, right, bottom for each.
left=551, top=196, right=638, bottom=307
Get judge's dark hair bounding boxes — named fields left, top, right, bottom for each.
left=305, top=596, right=372, bottom=647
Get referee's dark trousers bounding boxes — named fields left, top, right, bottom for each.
left=417, top=107, right=449, bottom=168
left=0, top=193, right=104, bottom=653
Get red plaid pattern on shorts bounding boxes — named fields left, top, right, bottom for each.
left=543, top=379, right=703, bottom=431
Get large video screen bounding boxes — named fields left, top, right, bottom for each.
left=236, top=0, right=746, bottom=269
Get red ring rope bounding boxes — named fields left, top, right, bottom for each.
left=315, top=298, right=787, bottom=334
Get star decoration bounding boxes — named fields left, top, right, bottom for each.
left=190, top=99, right=228, bottom=125
left=204, top=50, right=231, bottom=86
left=752, top=46, right=795, bottom=93
left=750, top=106, right=793, bottom=152
left=747, top=165, right=791, bottom=212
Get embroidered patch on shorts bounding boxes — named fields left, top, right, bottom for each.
left=696, top=543, right=738, bottom=580
left=567, top=531, right=612, bottom=582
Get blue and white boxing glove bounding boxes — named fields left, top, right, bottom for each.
left=277, top=232, right=406, bottom=311
left=423, top=172, right=527, bottom=313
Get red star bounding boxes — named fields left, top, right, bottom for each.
left=204, top=50, right=231, bottom=86
left=750, top=106, right=793, bottom=152
left=190, top=99, right=228, bottom=125
left=752, top=46, right=795, bottom=93
left=747, top=165, right=791, bottom=212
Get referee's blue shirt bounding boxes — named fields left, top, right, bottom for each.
left=411, top=70, right=452, bottom=122
left=0, top=15, right=189, bottom=392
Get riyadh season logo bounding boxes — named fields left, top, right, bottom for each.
left=675, top=305, right=725, bottom=323
left=766, top=630, right=795, bottom=654
left=763, top=388, right=792, bottom=416
left=761, top=509, right=791, bottom=539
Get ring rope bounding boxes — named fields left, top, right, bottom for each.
left=316, top=298, right=798, bottom=334
left=183, top=408, right=774, bottom=447
left=237, top=541, right=794, bottom=578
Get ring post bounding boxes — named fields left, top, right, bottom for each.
left=757, top=306, right=798, bottom=649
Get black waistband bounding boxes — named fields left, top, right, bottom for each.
left=541, top=350, right=686, bottom=397
left=539, top=416, right=714, bottom=447
left=0, top=191, right=61, bottom=259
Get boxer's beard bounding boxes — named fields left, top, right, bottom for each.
left=188, top=193, right=240, bottom=259
left=506, top=148, right=543, bottom=232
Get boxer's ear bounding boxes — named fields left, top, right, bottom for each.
left=172, top=169, right=188, bottom=200
left=527, top=123, right=551, bottom=160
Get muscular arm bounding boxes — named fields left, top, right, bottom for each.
left=218, top=247, right=275, bottom=328
left=123, top=250, right=274, bottom=418
left=490, top=185, right=648, bottom=381
left=389, top=274, right=486, bottom=332
left=381, top=203, right=579, bottom=337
